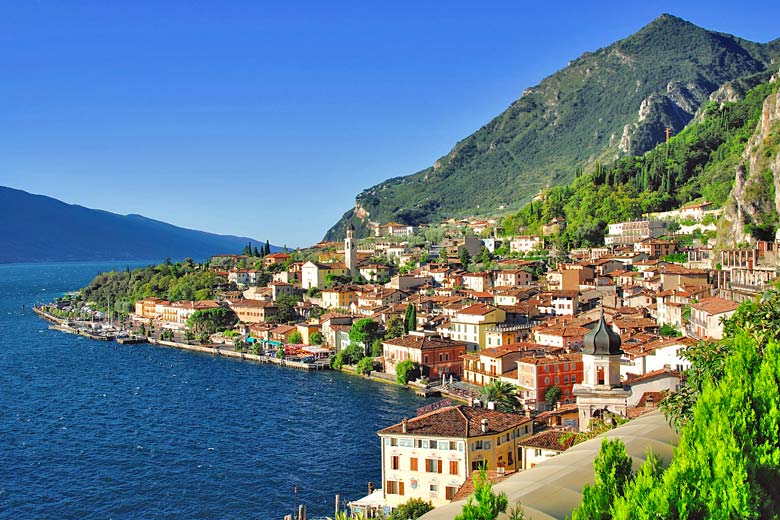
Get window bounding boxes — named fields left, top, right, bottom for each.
left=563, top=363, right=569, bottom=371
left=390, top=438, right=398, bottom=446
left=399, top=438, right=414, bottom=448
left=425, top=459, right=443, bottom=473
left=429, top=484, right=438, bottom=493
left=410, top=457, right=418, bottom=471
left=386, top=480, right=404, bottom=495
left=554, top=376, right=559, bottom=384
left=474, top=440, right=484, bottom=450
left=422, top=440, right=429, bottom=449
left=437, top=441, right=449, bottom=450
left=544, top=377, right=550, bottom=385
left=424, top=355, right=428, bottom=363
left=449, top=460, right=459, bottom=474
left=445, top=353, right=449, bottom=361
left=391, top=456, right=400, bottom=470
left=534, top=449, right=542, bottom=457
left=449, top=441, right=458, bottom=450
left=564, top=376, right=569, bottom=384
left=446, top=486, right=457, bottom=500
left=571, top=375, right=576, bottom=383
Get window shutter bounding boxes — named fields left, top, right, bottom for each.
left=410, top=457, right=418, bottom=471
left=399, top=481, right=405, bottom=495
left=437, top=460, right=442, bottom=473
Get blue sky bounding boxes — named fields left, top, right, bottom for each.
left=2, top=1, right=778, bottom=247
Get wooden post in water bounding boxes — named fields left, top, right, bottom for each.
left=335, top=494, right=340, bottom=516
left=297, top=504, right=306, bottom=520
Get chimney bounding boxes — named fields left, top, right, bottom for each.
left=481, top=418, right=488, bottom=434
left=525, top=407, right=532, bottom=418
left=402, top=417, right=408, bottom=434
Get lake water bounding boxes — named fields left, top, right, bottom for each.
left=0, top=262, right=423, bottom=519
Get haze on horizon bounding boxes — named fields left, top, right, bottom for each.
left=2, top=0, right=779, bottom=247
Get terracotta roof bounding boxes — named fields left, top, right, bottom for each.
left=691, top=296, right=738, bottom=315
left=378, top=405, right=531, bottom=438
left=452, top=469, right=516, bottom=502
left=383, top=335, right=468, bottom=351
left=519, top=429, right=576, bottom=451
left=457, top=303, right=499, bottom=316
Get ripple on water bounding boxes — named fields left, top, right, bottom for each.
left=0, top=262, right=424, bottom=518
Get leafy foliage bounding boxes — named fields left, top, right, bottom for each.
left=396, top=360, right=419, bottom=385
left=502, top=80, right=780, bottom=248
left=355, top=356, right=375, bottom=375
left=544, top=385, right=562, bottom=405
left=388, top=498, right=434, bottom=520
left=287, top=330, right=303, bottom=345
left=186, top=307, right=238, bottom=334
left=455, top=468, right=508, bottom=520
left=349, top=318, right=381, bottom=356
left=571, top=439, right=634, bottom=520
left=479, top=380, right=521, bottom=412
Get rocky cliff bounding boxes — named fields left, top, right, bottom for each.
left=720, top=70, right=780, bottom=246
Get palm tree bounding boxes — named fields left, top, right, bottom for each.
left=480, top=380, right=521, bottom=412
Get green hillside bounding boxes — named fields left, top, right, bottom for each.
left=325, top=14, right=780, bottom=241
left=501, top=79, right=779, bottom=247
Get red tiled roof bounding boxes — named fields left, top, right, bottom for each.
left=378, top=405, right=531, bottom=438
left=520, top=429, right=576, bottom=451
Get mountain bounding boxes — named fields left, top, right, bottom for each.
left=325, top=14, right=780, bottom=240
left=0, top=186, right=275, bottom=263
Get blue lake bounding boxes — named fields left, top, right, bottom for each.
left=0, top=262, right=423, bottom=519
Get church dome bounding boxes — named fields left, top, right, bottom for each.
left=582, top=312, right=623, bottom=356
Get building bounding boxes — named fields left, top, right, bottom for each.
left=377, top=406, right=533, bottom=509
left=518, top=430, right=576, bottom=470
left=301, top=261, right=349, bottom=289
left=375, top=222, right=416, bottom=237
left=573, top=313, right=632, bottom=431
left=227, top=299, right=279, bottom=324
left=509, top=236, right=543, bottom=254
left=510, top=353, right=583, bottom=411
left=542, top=217, right=566, bottom=236
left=382, top=333, right=468, bottom=380
left=605, top=220, right=665, bottom=246
left=345, top=223, right=357, bottom=275
left=493, top=269, right=533, bottom=288
left=462, top=345, right=530, bottom=387
left=448, top=304, right=506, bottom=350
left=321, top=285, right=359, bottom=309
left=263, top=253, right=291, bottom=268
left=688, top=296, right=738, bottom=340
left=134, top=297, right=167, bottom=319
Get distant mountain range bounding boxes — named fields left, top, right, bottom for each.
left=0, top=186, right=275, bottom=263
left=325, top=14, right=780, bottom=240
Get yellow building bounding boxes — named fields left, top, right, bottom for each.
left=321, top=285, right=358, bottom=309
left=377, top=405, right=532, bottom=509
left=301, top=261, right=348, bottom=289
left=449, top=304, right=506, bottom=350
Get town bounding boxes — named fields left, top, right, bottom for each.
left=37, top=201, right=779, bottom=518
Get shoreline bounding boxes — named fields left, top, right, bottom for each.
left=34, top=304, right=470, bottom=401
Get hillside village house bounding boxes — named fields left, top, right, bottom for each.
left=376, top=406, right=532, bottom=509
left=509, top=235, right=542, bottom=254
left=301, top=261, right=348, bottom=289
left=493, top=269, right=533, bottom=288
left=448, top=304, right=506, bottom=350
left=462, top=272, right=493, bottom=293
left=321, top=285, right=359, bottom=309
left=688, top=296, right=739, bottom=340
left=382, top=333, right=468, bottom=380
left=604, top=219, right=666, bottom=246
left=262, top=252, right=291, bottom=268
left=542, top=217, right=566, bottom=236
left=373, top=222, right=416, bottom=237
left=358, top=264, right=391, bottom=282
left=134, top=298, right=219, bottom=326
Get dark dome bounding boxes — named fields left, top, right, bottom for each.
left=582, top=313, right=623, bottom=356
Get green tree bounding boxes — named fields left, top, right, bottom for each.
left=329, top=351, right=345, bottom=370
left=355, top=356, right=375, bottom=375
left=183, top=329, right=195, bottom=343
left=396, top=360, right=419, bottom=385
left=197, top=331, right=210, bottom=344
left=309, top=332, right=324, bottom=345
left=455, top=468, right=508, bottom=520
left=187, top=307, right=238, bottom=334
left=479, top=380, right=521, bottom=412
left=404, top=303, right=417, bottom=334
left=385, top=317, right=405, bottom=339
left=459, top=248, right=472, bottom=269
left=388, top=498, right=434, bottom=520
left=275, top=346, right=285, bottom=359
left=275, top=294, right=301, bottom=323
left=544, top=385, right=562, bottom=405
left=288, top=330, right=303, bottom=344
left=349, top=318, right=381, bottom=356
left=571, top=439, right=634, bottom=520
left=343, top=343, right=365, bottom=365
